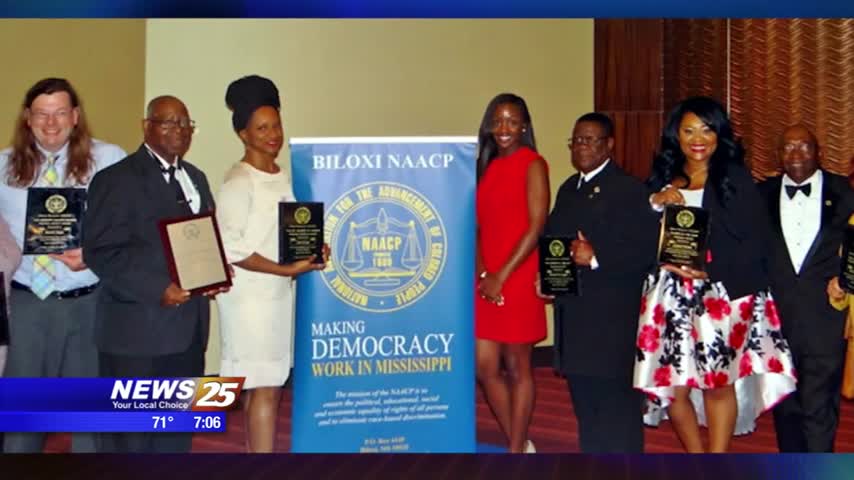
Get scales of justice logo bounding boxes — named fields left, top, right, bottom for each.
left=321, top=181, right=447, bottom=312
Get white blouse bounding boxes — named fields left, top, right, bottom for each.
left=679, top=188, right=704, bottom=208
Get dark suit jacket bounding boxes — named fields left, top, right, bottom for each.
left=545, top=161, right=659, bottom=382
left=82, top=145, right=215, bottom=357
left=758, top=171, right=854, bottom=357
left=695, top=163, right=772, bottom=299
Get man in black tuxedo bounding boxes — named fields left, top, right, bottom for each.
left=82, top=96, right=226, bottom=453
left=759, top=124, right=854, bottom=452
left=541, top=113, right=658, bottom=452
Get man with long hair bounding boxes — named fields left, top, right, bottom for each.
left=0, top=78, right=126, bottom=452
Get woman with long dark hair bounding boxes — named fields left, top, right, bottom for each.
left=634, top=96, right=796, bottom=452
left=475, top=93, right=549, bottom=453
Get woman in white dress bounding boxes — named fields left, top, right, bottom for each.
left=217, top=75, right=327, bottom=452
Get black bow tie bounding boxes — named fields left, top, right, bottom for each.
left=785, top=183, right=811, bottom=199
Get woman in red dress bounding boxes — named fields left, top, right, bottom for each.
left=476, top=93, right=549, bottom=453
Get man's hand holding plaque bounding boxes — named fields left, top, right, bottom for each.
left=49, top=248, right=87, bottom=272
left=23, top=187, right=87, bottom=255
left=158, top=212, right=232, bottom=297
left=537, top=235, right=579, bottom=298
left=279, top=202, right=324, bottom=264
left=659, top=205, right=710, bottom=280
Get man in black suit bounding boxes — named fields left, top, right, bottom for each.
left=760, top=124, right=854, bottom=452
left=541, top=113, right=658, bottom=452
left=82, top=96, right=226, bottom=453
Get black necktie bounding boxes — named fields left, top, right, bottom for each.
left=785, top=183, right=811, bottom=199
left=577, top=177, right=587, bottom=191
left=165, top=164, right=189, bottom=206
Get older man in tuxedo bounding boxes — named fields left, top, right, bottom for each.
left=759, top=125, right=854, bottom=452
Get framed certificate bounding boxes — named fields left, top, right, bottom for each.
left=158, top=212, right=232, bottom=295
left=658, top=205, right=711, bottom=271
left=0, top=272, right=8, bottom=346
left=279, top=202, right=324, bottom=264
left=23, top=187, right=87, bottom=254
left=538, top=236, right=579, bottom=296
left=840, top=226, right=854, bottom=293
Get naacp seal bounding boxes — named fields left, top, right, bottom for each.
left=549, top=239, right=565, bottom=257
left=322, top=181, right=447, bottom=312
left=45, top=194, right=67, bottom=214
left=294, top=206, right=312, bottom=225
left=676, top=209, right=695, bottom=228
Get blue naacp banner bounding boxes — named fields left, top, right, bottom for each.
left=290, top=137, right=476, bottom=453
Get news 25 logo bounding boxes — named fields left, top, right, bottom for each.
left=109, top=377, right=245, bottom=411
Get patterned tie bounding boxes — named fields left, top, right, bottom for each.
left=31, top=155, right=60, bottom=300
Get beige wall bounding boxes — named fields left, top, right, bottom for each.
left=0, top=20, right=146, bottom=153
left=144, top=19, right=594, bottom=372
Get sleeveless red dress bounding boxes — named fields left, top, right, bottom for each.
left=476, top=146, right=547, bottom=343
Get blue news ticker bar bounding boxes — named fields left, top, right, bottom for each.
left=0, top=412, right=226, bottom=432
left=0, top=0, right=852, bottom=18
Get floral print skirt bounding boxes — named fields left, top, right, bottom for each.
left=633, top=269, right=797, bottom=435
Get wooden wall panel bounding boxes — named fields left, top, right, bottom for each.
left=608, top=111, right=662, bottom=180
left=662, top=19, right=728, bottom=114
left=594, top=19, right=664, bottom=179
left=595, top=19, right=663, bottom=111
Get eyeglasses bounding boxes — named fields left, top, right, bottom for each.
left=782, top=142, right=814, bottom=153
left=148, top=118, right=197, bottom=132
left=29, top=109, right=73, bottom=124
left=569, top=136, right=607, bottom=147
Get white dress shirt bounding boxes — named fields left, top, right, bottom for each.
left=144, top=144, right=201, bottom=215
left=780, top=170, right=822, bottom=274
left=577, top=158, right=610, bottom=189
